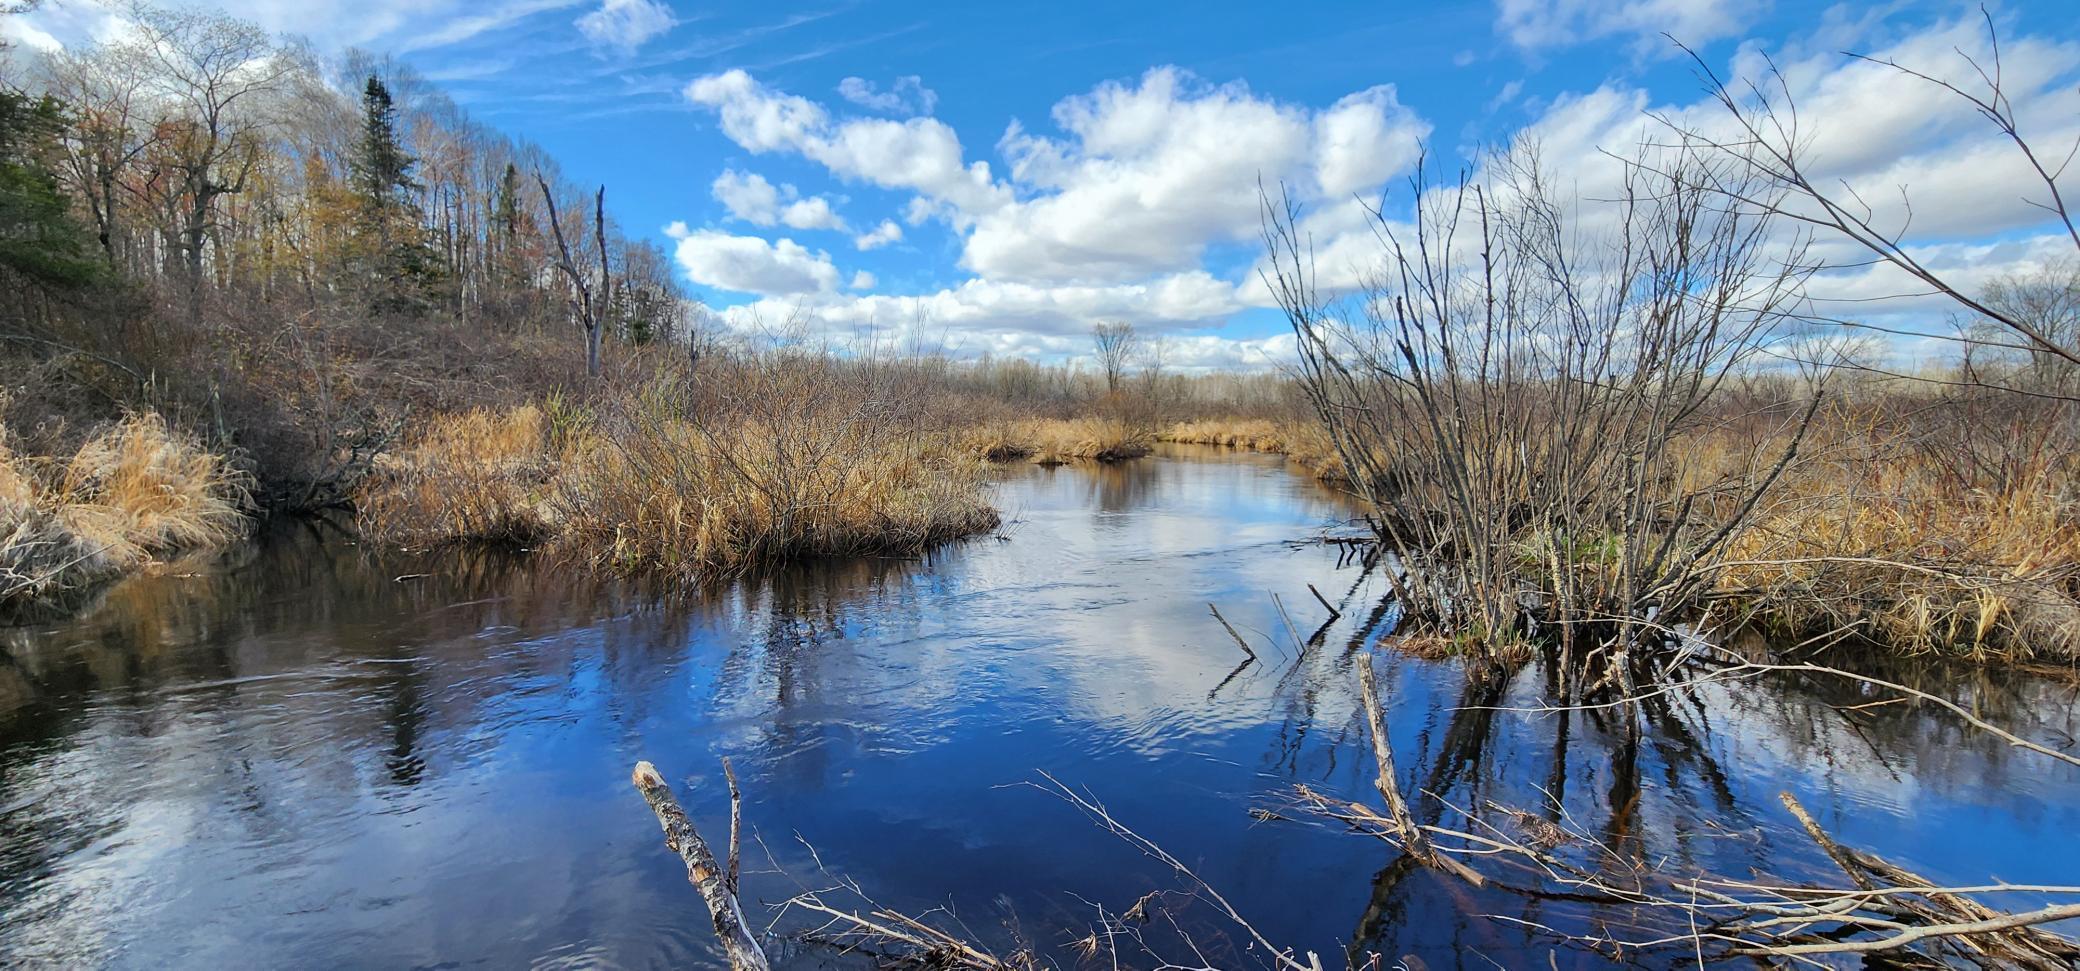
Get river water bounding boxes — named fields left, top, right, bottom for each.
left=3, top=446, right=2077, bottom=968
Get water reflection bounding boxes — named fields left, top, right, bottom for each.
left=2, top=445, right=2077, bottom=968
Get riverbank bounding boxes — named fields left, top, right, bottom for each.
left=1159, top=418, right=1346, bottom=482
left=0, top=413, right=247, bottom=619
left=356, top=378, right=1004, bottom=584
left=962, top=417, right=1154, bottom=464
left=9, top=384, right=2076, bottom=668
left=1161, top=409, right=2080, bottom=663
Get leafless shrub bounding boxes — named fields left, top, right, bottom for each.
left=1262, top=141, right=1820, bottom=670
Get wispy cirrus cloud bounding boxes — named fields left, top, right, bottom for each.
left=837, top=75, right=936, bottom=116
left=574, top=0, right=675, bottom=53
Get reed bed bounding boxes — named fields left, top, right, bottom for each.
left=1159, top=418, right=1346, bottom=481
left=1, top=413, right=248, bottom=613
left=357, top=364, right=1002, bottom=583
left=1712, top=429, right=2080, bottom=660
left=962, top=417, right=1152, bottom=465
left=354, top=403, right=568, bottom=549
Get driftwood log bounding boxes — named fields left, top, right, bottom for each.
left=631, top=760, right=771, bottom=971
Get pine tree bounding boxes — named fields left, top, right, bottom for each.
left=347, top=76, right=444, bottom=312
left=351, top=76, right=414, bottom=223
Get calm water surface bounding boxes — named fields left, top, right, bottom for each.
left=3, top=446, right=2078, bottom=968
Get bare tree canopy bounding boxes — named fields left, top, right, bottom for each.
left=1091, top=320, right=1137, bottom=394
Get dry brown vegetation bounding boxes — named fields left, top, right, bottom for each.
left=1263, top=124, right=2080, bottom=669
left=963, top=416, right=1153, bottom=465
left=357, top=355, right=1003, bottom=583
left=1, top=412, right=247, bottom=615
left=1707, top=391, right=2080, bottom=660
left=1159, top=418, right=1346, bottom=481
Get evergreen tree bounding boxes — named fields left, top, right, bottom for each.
left=351, top=76, right=414, bottom=220
left=0, top=89, right=101, bottom=291
left=348, top=75, right=436, bottom=309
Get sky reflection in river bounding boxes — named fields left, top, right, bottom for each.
left=3, top=446, right=2077, bottom=968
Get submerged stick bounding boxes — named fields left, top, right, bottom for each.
left=1307, top=583, right=1341, bottom=620
left=631, top=761, right=771, bottom=971
left=1208, top=603, right=1257, bottom=659
left=1273, top=593, right=1309, bottom=654
left=1354, top=656, right=1485, bottom=887
left=723, top=757, right=742, bottom=894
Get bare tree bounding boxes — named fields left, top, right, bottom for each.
left=535, top=173, right=609, bottom=377
left=114, top=3, right=303, bottom=322
left=1973, top=259, right=2080, bottom=389
left=1675, top=10, right=2080, bottom=389
left=45, top=45, right=161, bottom=270
left=1091, top=321, right=1136, bottom=395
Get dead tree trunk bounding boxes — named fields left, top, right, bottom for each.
left=535, top=174, right=609, bottom=378
left=630, top=761, right=770, bottom=971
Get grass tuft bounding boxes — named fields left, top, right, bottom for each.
left=2, top=414, right=248, bottom=613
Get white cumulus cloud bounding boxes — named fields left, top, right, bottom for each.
left=685, top=68, right=1011, bottom=221
left=854, top=220, right=903, bottom=251
left=710, top=169, right=848, bottom=231
left=669, top=229, right=843, bottom=297
left=971, top=68, right=1429, bottom=284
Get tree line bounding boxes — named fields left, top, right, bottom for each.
left=0, top=2, right=689, bottom=362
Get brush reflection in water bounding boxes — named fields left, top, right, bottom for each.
left=1, top=444, right=2076, bottom=968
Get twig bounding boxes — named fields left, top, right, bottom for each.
left=1308, top=583, right=1343, bottom=620
left=1208, top=602, right=1257, bottom=660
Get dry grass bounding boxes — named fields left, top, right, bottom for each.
left=355, top=403, right=565, bottom=548
left=358, top=374, right=1001, bottom=583
left=1160, top=418, right=1346, bottom=481
left=964, top=418, right=1152, bottom=465
left=1161, top=418, right=1288, bottom=451
left=959, top=422, right=1038, bottom=462
left=1713, top=436, right=2080, bottom=660
left=1173, top=396, right=2079, bottom=663
left=1, top=413, right=248, bottom=613
left=559, top=392, right=999, bottom=581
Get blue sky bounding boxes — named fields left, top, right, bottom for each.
left=11, top=0, right=2080, bottom=368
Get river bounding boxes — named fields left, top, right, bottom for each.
left=3, top=445, right=2077, bottom=968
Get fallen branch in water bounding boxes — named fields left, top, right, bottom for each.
left=630, top=752, right=1316, bottom=969
left=1353, top=655, right=1484, bottom=887
left=1289, top=661, right=2080, bottom=968
left=1027, top=771, right=1328, bottom=971
left=1307, top=583, right=1341, bottom=620
left=630, top=760, right=771, bottom=971
left=1208, top=602, right=1259, bottom=660
left=779, top=887, right=1032, bottom=970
